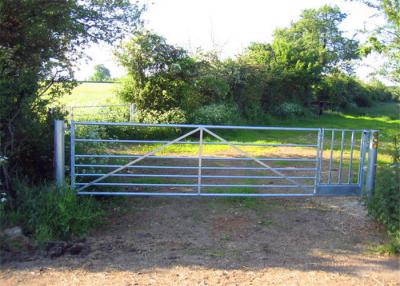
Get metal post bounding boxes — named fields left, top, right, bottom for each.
left=347, top=131, right=355, bottom=184
left=70, top=121, right=76, bottom=189
left=54, top=120, right=65, bottom=187
left=314, top=128, right=323, bottom=193
left=365, top=131, right=379, bottom=199
left=358, top=131, right=368, bottom=186
left=129, top=104, right=135, bottom=122
left=197, top=128, right=203, bottom=195
left=328, top=130, right=335, bottom=184
left=338, top=130, right=345, bottom=183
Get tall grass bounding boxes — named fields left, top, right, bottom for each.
left=368, top=136, right=400, bottom=254
left=1, top=182, right=105, bottom=243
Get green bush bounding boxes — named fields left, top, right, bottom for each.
left=368, top=135, right=400, bottom=254
left=135, top=108, right=187, bottom=124
left=71, top=105, right=131, bottom=122
left=73, top=108, right=188, bottom=142
left=116, top=32, right=199, bottom=113
left=272, top=102, right=310, bottom=118
left=191, top=103, right=241, bottom=125
left=1, top=182, right=105, bottom=242
left=353, top=92, right=372, bottom=107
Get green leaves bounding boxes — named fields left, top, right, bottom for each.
left=368, top=134, right=400, bottom=254
left=272, top=5, right=359, bottom=75
left=116, top=31, right=223, bottom=114
left=0, top=0, right=143, bottom=197
left=358, top=0, right=399, bottom=83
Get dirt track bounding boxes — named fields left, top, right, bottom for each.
left=1, top=196, right=399, bottom=285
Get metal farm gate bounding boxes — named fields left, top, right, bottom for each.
left=55, top=121, right=378, bottom=197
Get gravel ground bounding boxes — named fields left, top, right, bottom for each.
left=1, top=196, right=399, bottom=286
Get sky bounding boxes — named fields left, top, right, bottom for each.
left=74, top=0, right=385, bottom=82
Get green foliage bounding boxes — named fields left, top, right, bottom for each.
left=281, top=5, right=359, bottom=74
left=222, top=59, right=268, bottom=118
left=273, top=102, right=311, bottom=118
left=1, top=182, right=105, bottom=242
left=135, top=108, right=187, bottom=124
left=192, top=51, right=230, bottom=105
left=115, top=6, right=396, bottom=125
left=368, top=135, right=400, bottom=254
left=0, top=107, right=69, bottom=195
left=235, top=5, right=360, bottom=113
left=192, top=103, right=241, bottom=125
left=0, top=0, right=143, bottom=200
left=316, top=73, right=397, bottom=110
left=369, top=165, right=400, bottom=234
left=90, top=64, right=111, bottom=82
left=72, top=105, right=131, bottom=122
left=359, top=0, right=399, bottom=83
left=116, top=31, right=199, bottom=112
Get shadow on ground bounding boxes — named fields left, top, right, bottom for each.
left=1, top=197, right=398, bottom=280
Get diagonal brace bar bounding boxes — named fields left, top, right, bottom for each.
left=203, top=128, right=304, bottom=188
left=77, top=127, right=201, bottom=192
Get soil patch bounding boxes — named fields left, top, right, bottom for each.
left=1, top=196, right=399, bottom=285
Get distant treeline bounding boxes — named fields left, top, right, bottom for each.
left=115, top=5, right=399, bottom=124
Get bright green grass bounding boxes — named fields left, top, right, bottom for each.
left=60, top=82, right=122, bottom=106
left=351, top=102, right=400, bottom=120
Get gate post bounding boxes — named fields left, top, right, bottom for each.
left=54, top=120, right=65, bottom=187
left=129, top=104, right=135, bottom=121
left=365, top=130, right=379, bottom=199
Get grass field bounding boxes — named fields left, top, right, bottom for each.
left=61, top=82, right=122, bottom=106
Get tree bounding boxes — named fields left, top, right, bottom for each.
left=116, top=31, right=200, bottom=112
left=238, top=5, right=360, bottom=109
left=270, top=5, right=360, bottom=78
left=90, top=64, right=111, bottom=82
left=191, top=50, right=230, bottom=105
left=359, top=0, right=400, bottom=83
left=0, top=0, right=143, bottom=199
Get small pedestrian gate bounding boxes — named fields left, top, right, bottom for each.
left=63, top=121, right=378, bottom=197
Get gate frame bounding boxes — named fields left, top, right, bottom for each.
left=54, top=120, right=378, bottom=198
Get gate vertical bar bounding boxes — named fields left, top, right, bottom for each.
left=347, top=131, right=355, bottom=183
left=70, top=121, right=76, bottom=189
left=338, top=131, right=345, bottom=183
left=197, top=128, right=203, bottom=195
left=328, top=130, right=335, bottom=184
left=315, top=128, right=323, bottom=193
left=365, top=131, right=379, bottom=199
left=54, top=120, right=65, bottom=187
left=358, top=131, right=368, bottom=186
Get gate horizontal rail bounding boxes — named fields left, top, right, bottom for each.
left=69, top=121, right=378, bottom=197
left=75, top=139, right=317, bottom=147
left=73, top=121, right=321, bottom=130
left=75, top=174, right=315, bottom=179
left=75, top=164, right=317, bottom=171
left=75, top=155, right=317, bottom=161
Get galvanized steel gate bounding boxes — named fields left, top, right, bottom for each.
left=67, top=121, right=378, bottom=197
